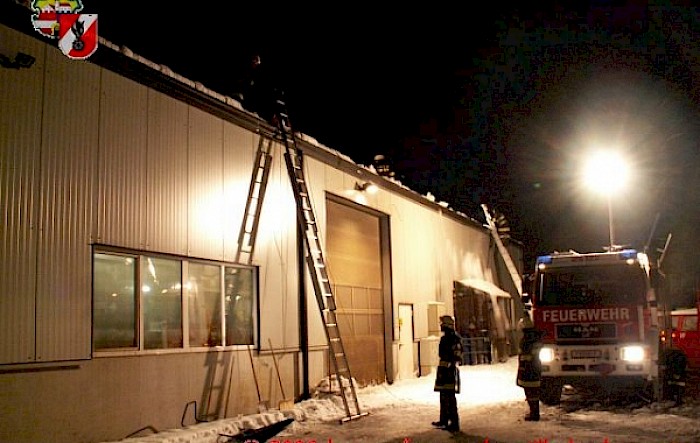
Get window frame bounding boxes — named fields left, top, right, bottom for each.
left=92, top=245, right=259, bottom=356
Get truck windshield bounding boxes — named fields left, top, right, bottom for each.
left=535, top=264, right=647, bottom=307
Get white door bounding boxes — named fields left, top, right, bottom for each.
left=398, top=304, right=415, bottom=379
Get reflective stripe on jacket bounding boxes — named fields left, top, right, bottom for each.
left=516, top=331, right=542, bottom=389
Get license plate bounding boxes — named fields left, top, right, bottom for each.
left=571, top=349, right=601, bottom=359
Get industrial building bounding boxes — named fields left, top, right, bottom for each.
left=0, top=8, right=524, bottom=443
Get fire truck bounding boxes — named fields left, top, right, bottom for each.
left=529, top=249, right=661, bottom=404
left=660, top=294, right=700, bottom=371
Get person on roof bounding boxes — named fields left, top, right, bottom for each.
left=237, top=53, right=283, bottom=125
left=516, top=315, right=546, bottom=421
left=432, top=315, right=463, bottom=432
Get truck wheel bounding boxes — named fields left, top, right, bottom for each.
left=540, top=378, right=562, bottom=405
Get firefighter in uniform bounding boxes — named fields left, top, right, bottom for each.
left=663, top=348, right=687, bottom=406
left=432, top=315, right=463, bottom=432
left=517, top=316, right=546, bottom=421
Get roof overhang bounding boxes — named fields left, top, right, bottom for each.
left=456, top=278, right=510, bottom=298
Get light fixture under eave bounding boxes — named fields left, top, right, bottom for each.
left=355, top=181, right=378, bottom=194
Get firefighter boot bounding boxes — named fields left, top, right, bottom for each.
left=524, top=401, right=540, bottom=421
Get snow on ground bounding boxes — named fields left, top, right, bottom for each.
left=106, top=357, right=700, bottom=443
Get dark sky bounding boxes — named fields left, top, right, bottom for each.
left=87, top=3, right=499, bottom=158
left=13, top=1, right=700, bottom=305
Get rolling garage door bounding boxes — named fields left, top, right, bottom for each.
left=326, top=198, right=385, bottom=385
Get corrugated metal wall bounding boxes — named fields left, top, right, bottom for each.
left=0, top=27, right=45, bottom=364
left=1, top=25, right=283, bottom=364
left=188, top=107, right=224, bottom=260
left=35, top=45, right=100, bottom=361
left=96, top=70, right=147, bottom=249
left=145, top=89, right=189, bottom=255
left=221, top=122, right=254, bottom=262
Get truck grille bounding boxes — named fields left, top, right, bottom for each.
left=556, top=323, right=617, bottom=340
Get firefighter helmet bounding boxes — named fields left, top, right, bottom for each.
left=440, top=315, right=455, bottom=329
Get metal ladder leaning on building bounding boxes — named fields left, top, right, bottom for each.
left=235, top=97, right=367, bottom=423
left=481, top=204, right=529, bottom=319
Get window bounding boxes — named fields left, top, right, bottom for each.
left=142, top=257, right=183, bottom=349
left=536, top=264, right=647, bottom=307
left=93, top=253, right=137, bottom=350
left=225, top=266, right=255, bottom=345
left=187, top=262, right=222, bottom=347
left=93, top=249, right=257, bottom=352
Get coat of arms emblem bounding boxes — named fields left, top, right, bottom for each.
left=29, top=1, right=98, bottom=60
left=58, top=13, right=98, bottom=59
left=30, top=0, right=83, bottom=38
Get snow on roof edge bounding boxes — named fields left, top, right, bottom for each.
left=96, top=36, right=483, bottom=228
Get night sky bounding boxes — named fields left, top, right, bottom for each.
left=8, top=1, right=700, bottom=306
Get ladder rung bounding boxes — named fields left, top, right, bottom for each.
left=326, top=323, right=337, bottom=327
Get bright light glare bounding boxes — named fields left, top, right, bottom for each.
left=583, top=151, right=629, bottom=195
left=621, top=345, right=645, bottom=362
left=539, top=347, right=555, bottom=363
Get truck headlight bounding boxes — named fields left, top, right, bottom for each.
left=620, top=345, right=644, bottom=362
left=539, top=347, right=555, bottom=363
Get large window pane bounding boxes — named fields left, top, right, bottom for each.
left=93, top=253, right=136, bottom=350
left=94, top=249, right=257, bottom=352
left=225, top=266, right=255, bottom=345
left=141, top=257, right=183, bottom=349
left=187, top=263, right=222, bottom=347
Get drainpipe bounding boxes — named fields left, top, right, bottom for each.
left=298, top=221, right=310, bottom=400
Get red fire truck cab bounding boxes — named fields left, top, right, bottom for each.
left=530, top=249, right=660, bottom=404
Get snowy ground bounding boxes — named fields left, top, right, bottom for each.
left=112, top=357, right=700, bottom=443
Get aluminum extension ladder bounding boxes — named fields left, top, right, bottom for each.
left=481, top=204, right=528, bottom=317
left=235, top=98, right=367, bottom=423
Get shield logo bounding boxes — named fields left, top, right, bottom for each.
left=31, top=0, right=84, bottom=38
left=58, top=14, right=98, bottom=60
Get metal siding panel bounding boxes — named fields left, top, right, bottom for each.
left=0, top=26, right=45, bottom=363
left=187, top=108, right=224, bottom=260
left=388, top=197, right=438, bottom=303
left=222, top=123, right=255, bottom=262
left=146, top=89, right=188, bottom=255
left=96, top=70, right=147, bottom=249
left=35, top=48, right=100, bottom=361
